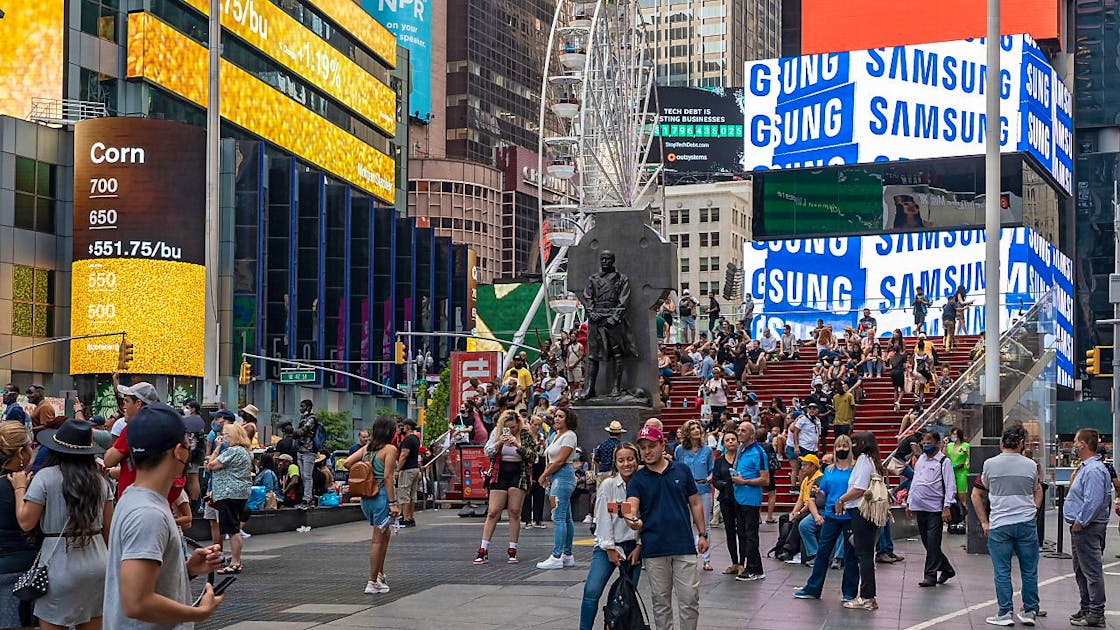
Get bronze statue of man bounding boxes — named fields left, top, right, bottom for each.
left=581, top=250, right=638, bottom=398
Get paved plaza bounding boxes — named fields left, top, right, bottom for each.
left=200, top=510, right=1120, bottom=629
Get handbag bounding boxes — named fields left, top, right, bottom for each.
left=13, top=516, right=70, bottom=602
left=263, top=490, right=279, bottom=511
left=858, top=472, right=892, bottom=527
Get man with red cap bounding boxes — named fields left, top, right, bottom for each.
left=625, top=425, right=709, bottom=630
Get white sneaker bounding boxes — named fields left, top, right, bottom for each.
left=536, top=555, right=565, bottom=570
left=562, top=553, right=576, bottom=567
left=985, top=613, right=1014, bottom=626
left=582, top=515, right=594, bottom=524
left=1016, top=611, right=1036, bottom=626
left=239, top=530, right=251, bottom=538
left=364, top=580, right=388, bottom=594
left=378, top=573, right=389, bottom=589
left=784, top=554, right=802, bottom=564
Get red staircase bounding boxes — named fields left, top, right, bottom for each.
left=661, top=336, right=979, bottom=507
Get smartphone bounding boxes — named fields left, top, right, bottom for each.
left=607, top=501, right=632, bottom=517
left=502, top=427, right=511, bottom=436
left=193, top=576, right=236, bottom=606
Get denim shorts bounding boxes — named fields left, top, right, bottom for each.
left=681, top=316, right=696, bottom=330
left=361, top=493, right=390, bottom=527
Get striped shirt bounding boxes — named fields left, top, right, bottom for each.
left=977, top=453, right=1038, bottom=530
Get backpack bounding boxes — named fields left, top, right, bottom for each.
left=761, top=442, right=780, bottom=475
left=312, top=420, right=328, bottom=451
left=603, top=568, right=650, bottom=630
left=348, top=450, right=382, bottom=498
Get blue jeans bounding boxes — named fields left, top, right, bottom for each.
left=697, top=489, right=712, bottom=563
left=876, top=519, right=894, bottom=555
left=798, top=516, right=844, bottom=560
left=988, top=521, right=1040, bottom=616
left=579, top=543, right=641, bottom=630
left=801, top=517, right=856, bottom=598
left=549, top=465, right=576, bottom=558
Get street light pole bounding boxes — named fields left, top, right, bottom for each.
left=1112, top=181, right=1120, bottom=442
left=202, top=0, right=221, bottom=404
left=982, top=0, right=1003, bottom=439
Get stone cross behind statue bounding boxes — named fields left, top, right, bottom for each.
left=567, top=211, right=677, bottom=408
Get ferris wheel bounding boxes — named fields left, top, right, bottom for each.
left=508, top=0, right=661, bottom=359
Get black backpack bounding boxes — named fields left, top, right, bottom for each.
left=603, top=567, right=650, bottom=630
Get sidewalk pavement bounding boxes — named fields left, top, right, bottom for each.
left=205, top=510, right=1120, bottom=629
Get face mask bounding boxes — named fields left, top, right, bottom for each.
left=835, top=449, right=850, bottom=460
left=922, top=444, right=938, bottom=456
left=211, top=421, right=221, bottom=433
left=949, top=436, right=958, bottom=443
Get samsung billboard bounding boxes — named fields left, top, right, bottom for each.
left=363, top=0, right=431, bottom=120
left=743, top=35, right=1073, bottom=196
left=741, top=227, right=1074, bottom=387
left=650, top=87, right=746, bottom=173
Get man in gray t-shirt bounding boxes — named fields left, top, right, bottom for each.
left=971, top=424, right=1042, bottom=625
left=104, top=403, right=224, bottom=628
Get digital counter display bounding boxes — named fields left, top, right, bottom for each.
left=70, top=118, right=206, bottom=377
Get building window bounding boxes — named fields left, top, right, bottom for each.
left=680, top=282, right=690, bottom=293
left=699, top=281, right=709, bottom=294
left=14, top=158, right=56, bottom=234
left=711, top=281, right=720, bottom=296
left=699, top=257, right=709, bottom=272
left=699, top=207, right=708, bottom=222
left=11, top=266, right=54, bottom=337
left=711, top=256, right=720, bottom=269
left=699, top=233, right=709, bottom=247
left=680, top=234, right=690, bottom=248
left=711, top=232, right=721, bottom=246
left=670, top=234, right=678, bottom=246
left=680, top=258, right=690, bottom=272
left=669, top=210, right=678, bottom=225
left=680, top=209, right=690, bottom=224
left=710, top=207, right=720, bottom=222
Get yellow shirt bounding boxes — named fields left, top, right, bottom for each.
left=507, top=367, right=533, bottom=390
left=798, top=469, right=823, bottom=504
left=832, top=392, right=856, bottom=425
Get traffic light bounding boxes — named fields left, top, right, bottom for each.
left=1086, top=346, right=1114, bottom=377
left=116, top=337, right=134, bottom=371
left=394, top=341, right=406, bottom=365
left=239, top=361, right=252, bottom=385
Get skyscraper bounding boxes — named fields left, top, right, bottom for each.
left=641, top=0, right=781, bottom=88
left=445, top=0, right=555, bottom=164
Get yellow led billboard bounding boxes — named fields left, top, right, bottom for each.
left=71, top=118, right=207, bottom=376
left=0, top=0, right=64, bottom=119
left=127, top=12, right=395, bottom=203
left=178, top=0, right=396, bottom=136
left=303, top=0, right=396, bottom=67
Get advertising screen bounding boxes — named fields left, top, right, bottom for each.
left=70, top=118, right=206, bottom=376
left=743, top=35, right=1073, bottom=196
left=0, top=0, right=64, bottom=118
left=740, top=227, right=1073, bottom=387
left=753, top=154, right=1026, bottom=238
left=800, top=0, right=1061, bottom=55
left=650, top=87, right=745, bottom=173
left=179, top=0, right=396, bottom=136
left=127, top=12, right=395, bottom=203
left=363, top=0, right=431, bottom=120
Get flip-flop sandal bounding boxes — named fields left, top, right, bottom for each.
left=217, top=564, right=242, bottom=574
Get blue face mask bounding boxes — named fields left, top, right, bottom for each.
left=922, top=444, right=938, bottom=456
left=211, top=421, right=222, bottom=433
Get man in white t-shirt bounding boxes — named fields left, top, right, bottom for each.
left=788, top=406, right=820, bottom=484
left=542, top=369, right=569, bottom=404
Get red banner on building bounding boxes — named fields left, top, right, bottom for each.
left=449, top=350, right=504, bottom=413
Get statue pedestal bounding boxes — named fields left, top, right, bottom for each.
left=570, top=405, right=659, bottom=458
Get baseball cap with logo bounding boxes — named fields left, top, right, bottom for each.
left=128, top=403, right=187, bottom=456
left=636, top=426, right=664, bottom=443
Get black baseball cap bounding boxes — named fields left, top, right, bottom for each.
left=128, top=403, right=187, bottom=456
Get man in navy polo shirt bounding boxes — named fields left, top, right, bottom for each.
left=626, top=426, right=709, bottom=630
left=731, top=420, right=769, bottom=582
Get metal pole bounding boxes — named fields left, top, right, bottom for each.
left=0, top=332, right=126, bottom=361
left=1112, top=180, right=1120, bottom=443
left=242, top=353, right=407, bottom=396
left=202, top=0, right=221, bottom=404
left=982, top=0, right=1003, bottom=439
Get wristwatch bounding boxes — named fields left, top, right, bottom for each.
left=698, top=532, right=709, bottom=538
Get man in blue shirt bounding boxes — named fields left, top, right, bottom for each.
left=731, top=421, right=769, bottom=582
left=698, top=348, right=715, bottom=380
left=1067, top=429, right=1112, bottom=627
left=626, top=426, right=708, bottom=630
left=1, top=384, right=27, bottom=424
